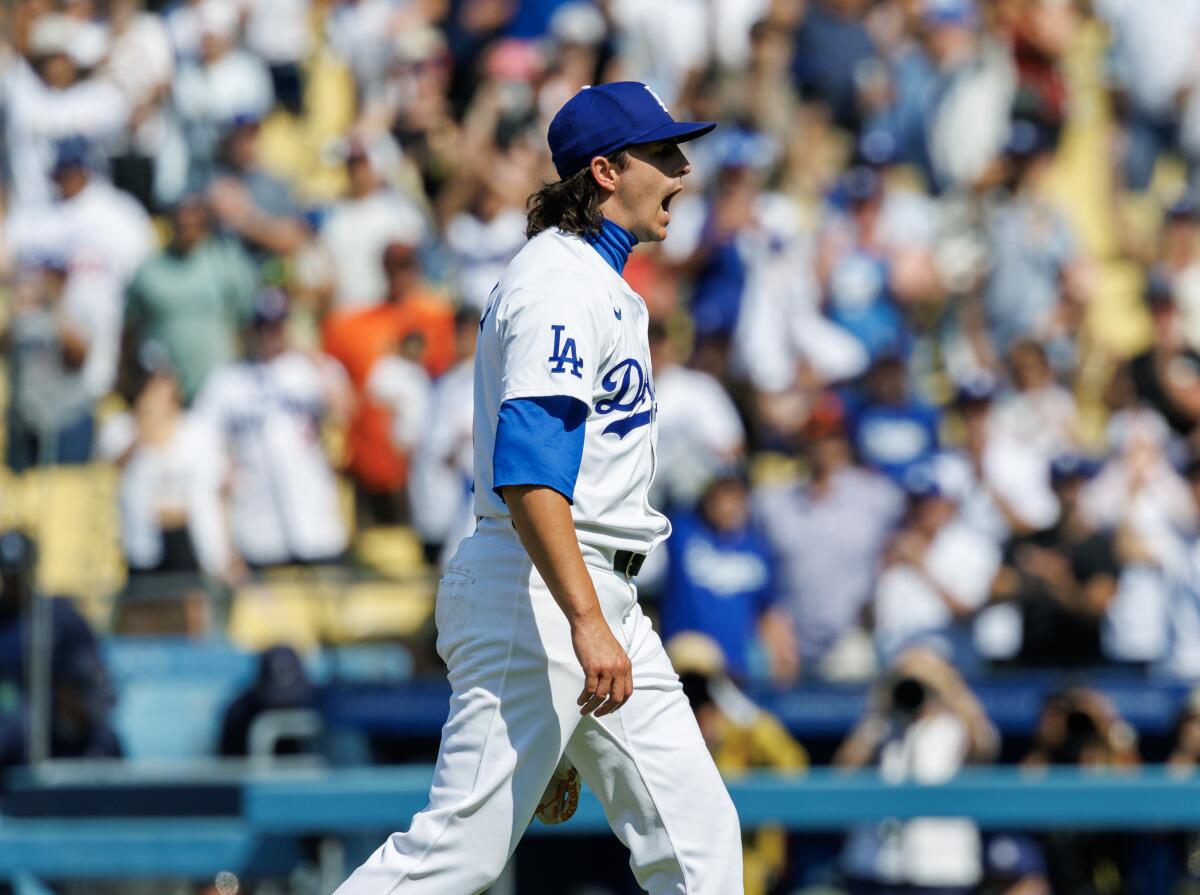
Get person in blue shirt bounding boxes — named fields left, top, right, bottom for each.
left=845, top=354, right=940, bottom=484
left=660, top=465, right=796, bottom=682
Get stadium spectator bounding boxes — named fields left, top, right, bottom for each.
left=659, top=465, right=796, bottom=683
left=218, top=645, right=316, bottom=757
left=837, top=648, right=997, bottom=894
left=192, top=288, right=349, bottom=576
left=989, top=339, right=1082, bottom=461
left=0, top=531, right=121, bottom=768
left=986, top=454, right=1109, bottom=668
left=2, top=10, right=130, bottom=210
left=979, top=118, right=1088, bottom=370
left=368, top=331, right=434, bottom=476
left=97, top=342, right=225, bottom=580
left=322, top=239, right=454, bottom=522
left=790, top=0, right=878, bottom=133
left=5, top=136, right=154, bottom=410
left=1157, top=197, right=1200, bottom=357
left=921, top=0, right=1015, bottom=192
left=717, top=17, right=799, bottom=146
left=442, top=165, right=530, bottom=311
left=318, top=134, right=428, bottom=311
left=1079, top=409, right=1192, bottom=667
left=241, top=0, right=310, bottom=116
left=649, top=319, right=746, bottom=511
left=1022, top=688, right=1139, bottom=895
left=205, top=114, right=311, bottom=262
left=124, top=195, right=258, bottom=403
left=846, top=354, right=941, bottom=485
left=755, top=395, right=903, bottom=679
left=815, top=132, right=941, bottom=363
left=1095, top=0, right=1200, bottom=192
left=937, top=377, right=1059, bottom=545
left=1111, top=274, right=1200, bottom=441
left=874, top=466, right=1002, bottom=667
left=4, top=135, right=155, bottom=292
left=2, top=256, right=99, bottom=470
left=171, top=0, right=274, bottom=188
left=409, top=306, right=480, bottom=565
left=102, top=0, right=175, bottom=210
left=1165, top=459, right=1200, bottom=678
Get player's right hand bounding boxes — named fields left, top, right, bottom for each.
left=570, top=614, right=632, bottom=717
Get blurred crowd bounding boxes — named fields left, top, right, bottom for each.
left=13, top=0, right=1200, bottom=684
left=8, top=0, right=1200, bottom=888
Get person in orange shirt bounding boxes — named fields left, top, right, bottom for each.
left=322, top=240, right=455, bottom=523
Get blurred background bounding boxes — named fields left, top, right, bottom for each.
left=6, top=0, right=1200, bottom=891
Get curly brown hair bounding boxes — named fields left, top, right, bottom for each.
left=525, top=151, right=629, bottom=240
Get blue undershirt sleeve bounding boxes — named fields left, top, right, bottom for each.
left=493, top=396, right=589, bottom=503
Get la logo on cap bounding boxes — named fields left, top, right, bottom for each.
left=644, top=85, right=669, bottom=114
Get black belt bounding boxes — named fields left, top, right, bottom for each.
left=613, top=550, right=646, bottom=578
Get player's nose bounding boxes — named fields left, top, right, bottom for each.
left=670, top=144, right=691, bottom=178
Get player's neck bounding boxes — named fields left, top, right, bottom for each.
left=585, top=217, right=638, bottom=275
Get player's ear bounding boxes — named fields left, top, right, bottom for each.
left=589, top=155, right=620, bottom=194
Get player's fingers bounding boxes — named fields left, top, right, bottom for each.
left=595, top=674, right=628, bottom=717
left=578, top=671, right=600, bottom=707
left=580, top=673, right=611, bottom=716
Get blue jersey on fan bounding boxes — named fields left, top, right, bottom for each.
left=660, top=509, right=777, bottom=679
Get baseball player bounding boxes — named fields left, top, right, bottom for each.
left=336, top=82, right=743, bottom=894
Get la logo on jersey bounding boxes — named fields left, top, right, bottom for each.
left=548, top=325, right=584, bottom=378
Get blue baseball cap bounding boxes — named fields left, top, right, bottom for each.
left=902, top=465, right=943, bottom=501
left=252, top=286, right=290, bottom=327
left=548, top=81, right=716, bottom=178
left=51, top=135, right=93, bottom=174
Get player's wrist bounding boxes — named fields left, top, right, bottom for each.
left=564, top=601, right=604, bottom=628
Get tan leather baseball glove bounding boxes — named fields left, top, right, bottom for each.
left=535, top=755, right=581, bottom=824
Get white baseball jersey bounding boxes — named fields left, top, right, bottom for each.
left=473, top=226, right=670, bottom=554
left=192, top=351, right=349, bottom=566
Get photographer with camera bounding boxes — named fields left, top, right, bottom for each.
left=1020, top=688, right=1139, bottom=895
left=835, top=648, right=998, bottom=894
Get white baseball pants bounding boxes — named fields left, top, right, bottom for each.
left=334, top=518, right=743, bottom=894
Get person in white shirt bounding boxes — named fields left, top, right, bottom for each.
left=1079, top=408, right=1195, bottom=666
left=408, top=306, right=479, bottom=566
left=192, top=287, right=350, bottom=577
left=6, top=137, right=155, bottom=285
left=98, top=343, right=226, bottom=579
left=2, top=13, right=130, bottom=209
left=171, top=0, right=274, bottom=187
left=444, top=178, right=528, bottom=311
left=103, top=0, right=175, bottom=209
left=240, top=0, right=310, bottom=114
left=1095, top=0, right=1200, bottom=190
left=648, top=318, right=745, bottom=510
left=367, top=332, right=432, bottom=461
left=838, top=648, right=997, bottom=894
left=318, top=135, right=428, bottom=311
left=6, top=138, right=156, bottom=400
left=989, top=339, right=1082, bottom=462
left=874, top=468, right=1002, bottom=668
left=936, top=377, right=1059, bottom=545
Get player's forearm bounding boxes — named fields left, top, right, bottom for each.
left=502, top=484, right=603, bottom=624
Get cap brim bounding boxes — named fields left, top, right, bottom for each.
left=629, top=120, right=716, bottom=148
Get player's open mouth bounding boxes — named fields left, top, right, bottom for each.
left=661, top=188, right=681, bottom=214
